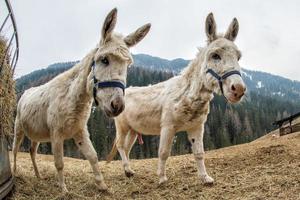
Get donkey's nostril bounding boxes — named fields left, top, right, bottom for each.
left=111, top=101, right=118, bottom=112
left=231, top=85, right=236, bottom=91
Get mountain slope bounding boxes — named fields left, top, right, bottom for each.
left=17, top=54, right=300, bottom=103
left=11, top=131, right=300, bottom=200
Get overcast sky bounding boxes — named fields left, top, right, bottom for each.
left=1, top=0, right=300, bottom=81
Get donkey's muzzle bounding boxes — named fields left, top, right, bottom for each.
left=230, top=83, right=246, bottom=99
left=110, top=96, right=125, bottom=116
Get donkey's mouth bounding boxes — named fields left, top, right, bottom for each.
left=104, top=107, right=114, bottom=118
left=227, top=95, right=242, bottom=103
left=104, top=106, right=123, bottom=118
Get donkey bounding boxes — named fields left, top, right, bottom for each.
left=12, top=8, right=151, bottom=192
left=107, top=13, right=246, bottom=185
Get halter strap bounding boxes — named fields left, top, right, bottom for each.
left=96, top=81, right=125, bottom=92
left=206, top=68, right=241, bottom=96
left=91, top=60, right=126, bottom=106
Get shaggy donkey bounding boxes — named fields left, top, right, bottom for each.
left=13, top=8, right=150, bottom=192
left=107, top=13, right=246, bottom=185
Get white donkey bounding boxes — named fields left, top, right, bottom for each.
left=107, top=13, right=246, bottom=185
left=13, top=8, right=151, bottom=192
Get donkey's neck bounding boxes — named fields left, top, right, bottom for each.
left=179, top=50, right=213, bottom=101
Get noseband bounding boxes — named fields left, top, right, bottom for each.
left=206, top=69, right=241, bottom=95
left=91, top=60, right=126, bottom=106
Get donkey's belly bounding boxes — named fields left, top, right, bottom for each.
left=21, top=116, right=51, bottom=142
left=21, top=123, right=50, bottom=142
left=131, top=123, right=161, bottom=136
left=126, top=111, right=161, bottom=135
left=26, top=130, right=51, bottom=142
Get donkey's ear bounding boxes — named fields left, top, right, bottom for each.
left=124, top=23, right=151, bottom=47
left=205, top=13, right=217, bottom=42
left=101, top=8, right=117, bottom=42
left=225, top=18, right=239, bottom=41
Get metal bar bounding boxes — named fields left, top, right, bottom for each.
left=10, top=48, right=17, bottom=67
left=5, top=0, right=19, bottom=71
left=12, top=47, right=18, bottom=74
left=0, top=0, right=19, bottom=76
left=0, top=13, right=11, bottom=33
left=4, top=31, right=15, bottom=57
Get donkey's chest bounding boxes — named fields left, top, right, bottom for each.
left=172, top=99, right=210, bottom=130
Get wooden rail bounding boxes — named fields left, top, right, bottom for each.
left=273, top=112, right=300, bottom=136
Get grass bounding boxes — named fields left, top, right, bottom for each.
left=10, top=130, right=300, bottom=200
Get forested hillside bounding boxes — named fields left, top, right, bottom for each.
left=16, top=54, right=300, bottom=160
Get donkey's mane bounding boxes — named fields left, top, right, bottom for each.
left=180, top=48, right=204, bottom=77
left=177, top=47, right=208, bottom=97
left=50, top=48, right=97, bottom=87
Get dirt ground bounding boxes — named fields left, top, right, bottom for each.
left=9, top=130, right=300, bottom=200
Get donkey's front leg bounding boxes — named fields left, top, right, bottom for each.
left=73, top=131, right=108, bottom=191
left=51, top=138, right=68, bottom=193
left=188, top=126, right=214, bottom=185
left=157, top=127, right=175, bottom=184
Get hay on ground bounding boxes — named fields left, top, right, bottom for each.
left=10, top=131, right=300, bottom=200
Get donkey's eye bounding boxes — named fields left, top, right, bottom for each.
left=211, top=53, right=221, bottom=61
left=101, top=57, right=109, bottom=66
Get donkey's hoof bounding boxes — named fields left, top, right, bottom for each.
left=158, top=176, right=168, bottom=185
left=201, top=175, right=214, bottom=185
left=125, top=170, right=135, bottom=178
left=61, top=185, right=69, bottom=194
left=96, top=182, right=108, bottom=191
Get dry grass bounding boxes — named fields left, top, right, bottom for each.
left=10, top=130, right=300, bottom=200
left=0, top=36, right=16, bottom=137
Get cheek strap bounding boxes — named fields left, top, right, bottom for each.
left=206, top=68, right=241, bottom=95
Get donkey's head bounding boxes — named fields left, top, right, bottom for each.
left=90, top=8, right=151, bottom=117
left=201, top=13, right=246, bottom=103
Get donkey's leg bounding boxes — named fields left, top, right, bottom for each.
left=30, top=141, right=41, bottom=178
left=12, top=118, right=24, bottom=174
left=157, top=127, right=175, bottom=184
left=115, top=126, right=134, bottom=177
left=123, top=130, right=138, bottom=175
left=51, top=137, right=68, bottom=193
left=73, top=130, right=108, bottom=191
left=187, top=125, right=214, bottom=184
left=124, top=130, right=137, bottom=161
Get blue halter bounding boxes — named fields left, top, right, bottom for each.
left=91, top=60, right=126, bottom=106
left=206, top=68, right=241, bottom=95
